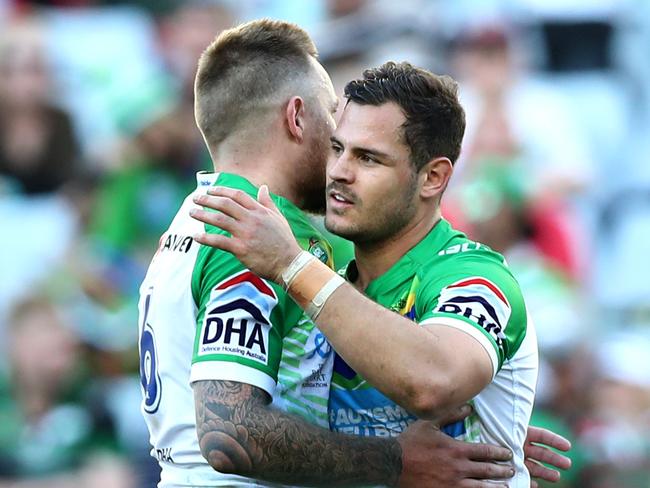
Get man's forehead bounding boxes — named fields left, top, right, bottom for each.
left=335, top=101, right=405, bottom=145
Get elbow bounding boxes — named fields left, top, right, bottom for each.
left=406, top=378, right=454, bottom=420
left=198, top=430, right=253, bottom=476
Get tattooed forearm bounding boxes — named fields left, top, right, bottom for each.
left=193, top=380, right=402, bottom=486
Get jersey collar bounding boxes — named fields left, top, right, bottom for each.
left=195, top=171, right=305, bottom=217
left=345, top=218, right=458, bottom=296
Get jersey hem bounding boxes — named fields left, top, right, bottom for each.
left=190, top=361, right=277, bottom=396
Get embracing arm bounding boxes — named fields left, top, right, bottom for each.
left=524, top=427, right=572, bottom=487
left=190, top=186, right=568, bottom=488
left=194, top=379, right=402, bottom=486
left=191, top=187, right=492, bottom=419
left=307, top=287, right=492, bottom=419
left=194, top=380, right=513, bottom=487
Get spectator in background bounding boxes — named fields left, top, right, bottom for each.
left=0, top=16, right=85, bottom=342
left=0, top=17, right=81, bottom=196
left=450, top=25, right=593, bottom=195
left=0, top=296, right=134, bottom=488
left=88, top=111, right=209, bottom=298
left=575, top=332, right=650, bottom=487
left=452, top=160, right=585, bottom=347
left=447, top=25, right=592, bottom=279
left=88, top=2, right=234, bottom=300
left=158, top=0, right=235, bottom=102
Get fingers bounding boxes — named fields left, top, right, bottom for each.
left=524, top=444, right=572, bottom=470
left=192, top=231, right=237, bottom=254
left=463, top=461, right=514, bottom=480
left=526, top=426, right=572, bottom=452
left=436, top=404, right=473, bottom=426
left=193, top=192, right=251, bottom=222
left=206, top=186, right=259, bottom=210
left=257, top=185, right=280, bottom=214
left=460, top=480, right=509, bottom=488
left=190, top=208, right=238, bottom=235
left=463, top=441, right=513, bottom=462
left=525, top=458, right=561, bottom=483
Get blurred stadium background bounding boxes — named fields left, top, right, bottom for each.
left=1, top=0, right=649, bottom=486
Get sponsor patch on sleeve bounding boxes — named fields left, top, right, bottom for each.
left=432, top=277, right=510, bottom=351
left=197, top=271, right=277, bottom=365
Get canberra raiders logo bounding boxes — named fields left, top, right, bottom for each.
left=308, top=237, right=330, bottom=265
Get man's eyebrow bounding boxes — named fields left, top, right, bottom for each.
left=352, top=145, right=390, bottom=159
left=330, top=136, right=390, bottom=159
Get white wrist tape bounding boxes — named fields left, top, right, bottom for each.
left=306, top=274, right=346, bottom=321
left=280, top=251, right=315, bottom=290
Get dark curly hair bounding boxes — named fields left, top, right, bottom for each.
left=344, top=61, right=466, bottom=170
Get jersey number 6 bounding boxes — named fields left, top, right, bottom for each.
left=140, top=289, right=162, bottom=414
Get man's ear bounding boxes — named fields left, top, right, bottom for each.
left=419, top=157, right=453, bottom=200
left=285, top=96, right=306, bottom=143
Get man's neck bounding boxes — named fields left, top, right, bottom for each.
left=352, top=209, right=441, bottom=291
left=213, top=154, right=301, bottom=208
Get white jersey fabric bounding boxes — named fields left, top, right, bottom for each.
left=329, top=219, right=538, bottom=487
left=138, top=172, right=334, bottom=487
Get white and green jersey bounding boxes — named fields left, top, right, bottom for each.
left=138, top=172, right=335, bottom=487
left=329, top=219, right=538, bottom=487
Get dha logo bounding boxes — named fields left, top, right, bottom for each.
left=201, top=300, right=268, bottom=360
left=434, top=277, right=510, bottom=348
left=198, top=271, right=275, bottom=365
left=438, top=300, right=505, bottom=348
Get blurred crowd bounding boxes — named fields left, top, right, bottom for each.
left=0, top=0, right=649, bottom=487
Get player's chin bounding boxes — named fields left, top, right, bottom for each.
left=324, top=215, right=359, bottom=240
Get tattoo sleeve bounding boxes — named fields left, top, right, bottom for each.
left=193, top=380, right=402, bottom=486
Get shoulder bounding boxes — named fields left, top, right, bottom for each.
left=419, top=239, right=520, bottom=300
left=416, top=240, right=527, bottom=335
left=416, top=241, right=529, bottom=363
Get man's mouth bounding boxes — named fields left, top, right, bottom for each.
left=330, top=191, right=353, bottom=204
left=328, top=188, right=356, bottom=209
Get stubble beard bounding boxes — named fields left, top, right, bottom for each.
left=325, top=174, right=419, bottom=245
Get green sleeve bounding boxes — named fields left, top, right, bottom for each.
left=416, top=254, right=527, bottom=372
left=188, top=185, right=334, bottom=391
left=190, top=224, right=289, bottom=388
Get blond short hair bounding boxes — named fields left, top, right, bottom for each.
left=194, top=19, right=318, bottom=149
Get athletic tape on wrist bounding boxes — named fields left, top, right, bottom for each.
left=305, top=274, right=346, bottom=321
left=281, top=251, right=315, bottom=290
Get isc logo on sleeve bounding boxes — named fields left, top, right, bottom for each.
left=198, top=271, right=277, bottom=365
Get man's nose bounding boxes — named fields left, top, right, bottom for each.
left=327, top=152, right=355, bottom=183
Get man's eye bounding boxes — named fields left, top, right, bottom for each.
left=331, top=145, right=343, bottom=155
left=360, top=154, right=375, bottom=163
